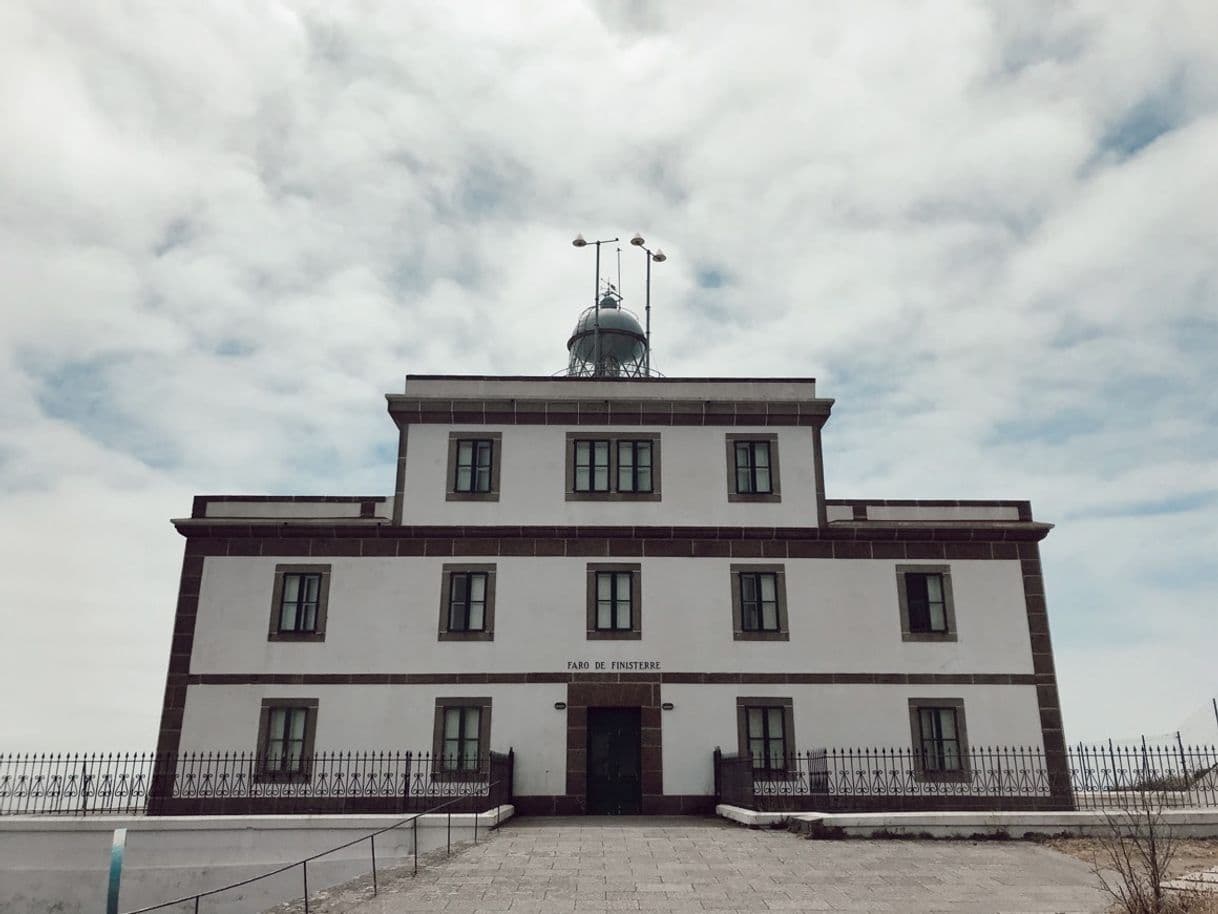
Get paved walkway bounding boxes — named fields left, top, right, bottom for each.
left=340, top=817, right=1108, bottom=914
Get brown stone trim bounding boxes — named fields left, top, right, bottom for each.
left=565, top=677, right=662, bottom=811
left=725, top=433, right=781, bottom=503
left=254, top=698, right=319, bottom=783
left=174, top=529, right=1052, bottom=560
left=438, top=564, right=497, bottom=641
left=432, top=697, right=493, bottom=778
left=185, top=671, right=1040, bottom=686
left=175, top=521, right=1050, bottom=541
left=564, top=432, right=662, bottom=502
left=392, top=425, right=408, bottom=525
left=1019, top=542, right=1073, bottom=807
left=388, top=394, right=832, bottom=428
left=586, top=563, right=643, bottom=640
left=812, top=426, right=827, bottom=527
left=152, top=548, right=204, bottom=799
left=192, top=495, right=388, bottom=519
left=268, top=564, right=331, bottom=642
left=729, top=564, right=790, bottom=641
left=894, top=564, right=958, bottom=643
left=445, top=432, right=502, bottom=502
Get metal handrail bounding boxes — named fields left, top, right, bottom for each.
left=121, top=776, right=510, bottom=914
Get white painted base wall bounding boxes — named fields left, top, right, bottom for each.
left=0, top=808, right=512, bottom=914
left=716, top=805, right=1218, bottom=838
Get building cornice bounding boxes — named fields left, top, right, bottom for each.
left=385, top=394, right=834, bottom=428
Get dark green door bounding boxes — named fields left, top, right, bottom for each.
left=586, top=708, right=642, bottom=814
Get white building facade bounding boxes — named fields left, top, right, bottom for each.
left=153, top=374, right=1071, bottom=815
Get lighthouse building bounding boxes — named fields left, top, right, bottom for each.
left=154, top=281, right=1070, bottom=815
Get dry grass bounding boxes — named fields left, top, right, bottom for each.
left=1043, top=838, right=1218, bottom=880
left=1040, top=837, right=1218, bottom=914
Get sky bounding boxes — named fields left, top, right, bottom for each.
left=1, top=0, right=1216, bottom=751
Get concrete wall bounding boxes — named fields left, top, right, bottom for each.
left=0, top=809, right=510, bottom=914
left=189, top=556, right=1034, bottom=677
left=400, top=424, right=821, bottom=526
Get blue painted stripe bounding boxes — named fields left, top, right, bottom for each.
left=107, top=828, right=127, bottom=914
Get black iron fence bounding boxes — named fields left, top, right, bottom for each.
left=0, top=751, right=515, bottom=817
left=714, top=743, right=1218, bottom=812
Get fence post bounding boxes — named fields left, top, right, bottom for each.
left=413, top=817, right=418, bottom=876
left=448, top=811, right=452, bottom=855
left=370, top=834, right=378, bottom=896
left=302, top=860, right=309, bottom=914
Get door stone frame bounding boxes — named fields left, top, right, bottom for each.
left=566, top=674, right=662, bottom=813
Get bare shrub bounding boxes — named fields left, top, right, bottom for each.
left=1090, top=795, right=1184, bottom=914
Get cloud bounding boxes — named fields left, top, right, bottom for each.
left=0, top=0, right=1215, bottom=749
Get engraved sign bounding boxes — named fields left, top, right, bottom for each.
left=566, top=660, right=662, bottom=671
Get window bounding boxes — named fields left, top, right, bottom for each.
left=268, top=564, right=330, bottom=641
left=725, top=434, right=781, bottom=502
left=908, top=698, right=970, bottom=782
left=438, top=564, right=496, bottom=641
left=585, top=563, right=642, bottom=640
left=730, top=564, right=790, bottom=641
left=596, top=572, right=632, bottom=630
left=432, top=698, right=492, bottom=777
left=574, top=439, right=611, bottom=492
left=616, top=439, right=653, bottom=493
left=736, top=697, right=795, bottom=773
left=256, top=698, right=318, bottom=781
left=565, top=433, right=661, bottom=501
left=895, top=565, right=958, bottom=642
left=446, top=432, right=502, bottom=501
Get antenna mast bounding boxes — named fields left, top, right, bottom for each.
left=630, top=234, right=666, bottom=376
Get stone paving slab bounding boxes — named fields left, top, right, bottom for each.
left=331, top=817, right=1110, bottom=914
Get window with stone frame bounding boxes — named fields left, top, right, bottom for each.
left=730, top=564, right=790, bottom=641
left=432, top=698, right=492, bottom=778
left=268, top=565, right=331, bottom=641
left=736, top=697, right=796, bottom=773
left=725, top=434, right=781, bottom=502
left=446, top=432, right=502, bottom=501
left=895, top=565, right=958, bottom=642
left=438, top=564, right=496, bottom=641
left=255, top=698, right=318, bottom=782
left=908, top=698, right=970, bottom=782
left=585, top=563, right=642, bottom=640
left=565, top=433, right=661, bottom=501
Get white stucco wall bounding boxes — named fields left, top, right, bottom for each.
left=400, top=377, right=818, bottom=401
left=179, top=552, right=1042, bottom=799
left=203, top=501, right=375, bottom=519
left=190, top=556, right=1034, bottom=677
left=179, top=683, right=568, bottom=797
left=865, top=505, right=1022, bottom=521
left=399, top=425, right=820, bottom=526
left=175, top=680, right=1046, bottom=800
left=661, top=683, right=1044, bottom=795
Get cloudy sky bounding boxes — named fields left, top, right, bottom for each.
left=1, top=0, right=1215, bottom=751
